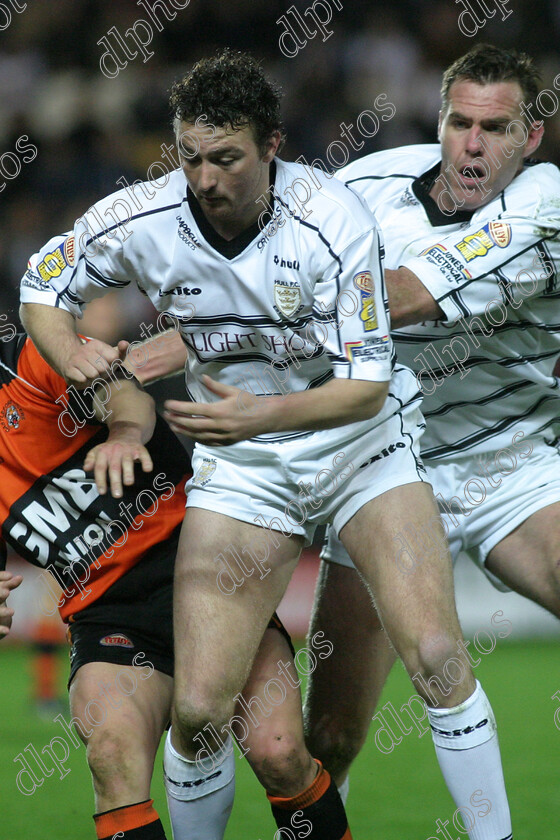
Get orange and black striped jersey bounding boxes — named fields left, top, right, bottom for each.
left=0, top=334, right=190, bottom=621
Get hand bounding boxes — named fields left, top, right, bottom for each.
left=164, top=375, right=272, bottom=445
left=84, top=423, right=153, bottom=497
left=0, top=571, right=23, bottom=638
left=63, top=339, right=130, bottom=388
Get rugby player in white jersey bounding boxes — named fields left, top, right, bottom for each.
left=305, top=43, right=559, bottom=835
left=20, top=50, right=512, bottom=838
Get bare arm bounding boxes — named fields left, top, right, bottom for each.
left=385, top=268, right=445, bottom=328
left=19, top=303, right=123, bottom=387
left=164, top=376, right=389, bottom=445
left=124, top=328, right=187, bottom=386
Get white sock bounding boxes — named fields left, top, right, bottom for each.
left=427, top=681, right=512, bottom=840
left=163, top=728, right=235, bottom=840
left=337, top=775, right=350, bottom=805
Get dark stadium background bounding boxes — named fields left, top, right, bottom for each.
left=1, top=3, right=559, bottom=837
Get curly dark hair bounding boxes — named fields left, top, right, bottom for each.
left=441, top=44, right=542, bottom=119
left=170, top=49, right=285, bottom=153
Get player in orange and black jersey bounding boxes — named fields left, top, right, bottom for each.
left=0, top=333, right=307, bottom=840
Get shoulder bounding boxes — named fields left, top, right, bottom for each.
left=77, top=169, right=187, bottom=241
left=501, top=160, right=560, bottom=221
left=337, top=144, right=441, bottom=186
left=275, top=158, right=378, bottom=238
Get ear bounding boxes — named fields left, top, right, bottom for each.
left=261, top=131, right=283, bottom=163
left=522, top=120, right=544, bottom=159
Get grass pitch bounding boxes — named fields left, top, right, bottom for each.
left=1, top=639, right=558, bottom=839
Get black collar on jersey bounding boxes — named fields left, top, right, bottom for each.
left=412, top=162, right=475, bottom=227
left=187, top=161, right=276, bottom=259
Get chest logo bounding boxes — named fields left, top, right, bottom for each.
left=274, top=280, right=302, bottom=318
left=0, top=401, right=25, bottom=432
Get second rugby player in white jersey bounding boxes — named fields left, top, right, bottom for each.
left=307, top=44, right=559, bottom=834
left=21, top=50, right=512, bottom=839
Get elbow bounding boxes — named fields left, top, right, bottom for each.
left=358, top=381, right=389, bottom=421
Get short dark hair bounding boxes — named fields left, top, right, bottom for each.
left=170, top=49, right=285, bottom=153
left=441, top=44, right=542, bottom=119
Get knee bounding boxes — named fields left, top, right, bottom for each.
left=173, top=692, right=232, bottom=752
left=305, top=711, right=365, bottom=783
left=86, top=728, right=144, bottom=794
left=246, top=728, right=313, bottom=795
left=405, top=631, right=469, bottom=702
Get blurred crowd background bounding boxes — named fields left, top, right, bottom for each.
left=2, top=0, right=560, bottom=342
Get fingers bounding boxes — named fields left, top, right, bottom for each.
left=0, top=572, right=23, bottom=592
left=200, top=374, right=238, bottom=397
left=164, top=399, right=208, bottom=416
left=84, top=444, right=153, bottom=497
left=0, top=573, right=22, bottom=637
left=65, top=339, right=121, bottom=387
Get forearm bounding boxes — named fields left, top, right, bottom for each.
left=98, top=382, right=156, bottom=445
left=19, top=303, right=81, bottom=377
left=124, top=328, right=187, bottom=386
left=385, top=268, right=444, bottom=328
left=252, top=378, right=389, bottom=434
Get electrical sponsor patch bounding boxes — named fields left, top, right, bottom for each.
left=37, top=236, right=75, bottom=283
left=273, top=280, right=302, bottom=318
left=454, top=222, right=511, bottom=262
left=192, top=457, right=217, bottom=487
left=0, top=401, right=25, bottom=431
left=419, top=244, right=472, bottom=283
left=99, top=634, right=134, bottom=649
left=353, top=271, right=377, bottom=331
left=345, top=335, right=389, bottom=362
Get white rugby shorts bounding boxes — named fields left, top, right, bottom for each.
left=322, top=435, right=560, bottom=591
left=185, top=402, right=426, bottom=545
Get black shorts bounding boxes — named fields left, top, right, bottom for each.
left=67, top=538, right=294, bottom=686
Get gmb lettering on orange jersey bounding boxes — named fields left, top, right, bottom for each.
left=4, top=466, right=175, bottom=615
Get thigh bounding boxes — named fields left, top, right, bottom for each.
left=173, top=508, right=303, bottom=705
left=339, top=482, right=462, bottom=658
left=69, top=662, right=172, bottom=749
left=486, top=501, right=560, bottom=615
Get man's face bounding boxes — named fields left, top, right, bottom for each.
left=177, top=120, right=280, bottom=239
left=433, top=79, right=544, bottom=212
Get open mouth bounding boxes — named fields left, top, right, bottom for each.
left=458, top=163, right=487, bottom=184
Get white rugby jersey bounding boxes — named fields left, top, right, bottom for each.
left=20, top=159, right=420, bottom=442
left=338, top=144, right=560, bottom=459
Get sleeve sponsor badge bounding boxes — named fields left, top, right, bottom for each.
left=455, top=222, right=511, bottom=262
left=353, top=271, right=377, bottom=331
left=37, top=235, right=76, bottom=283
